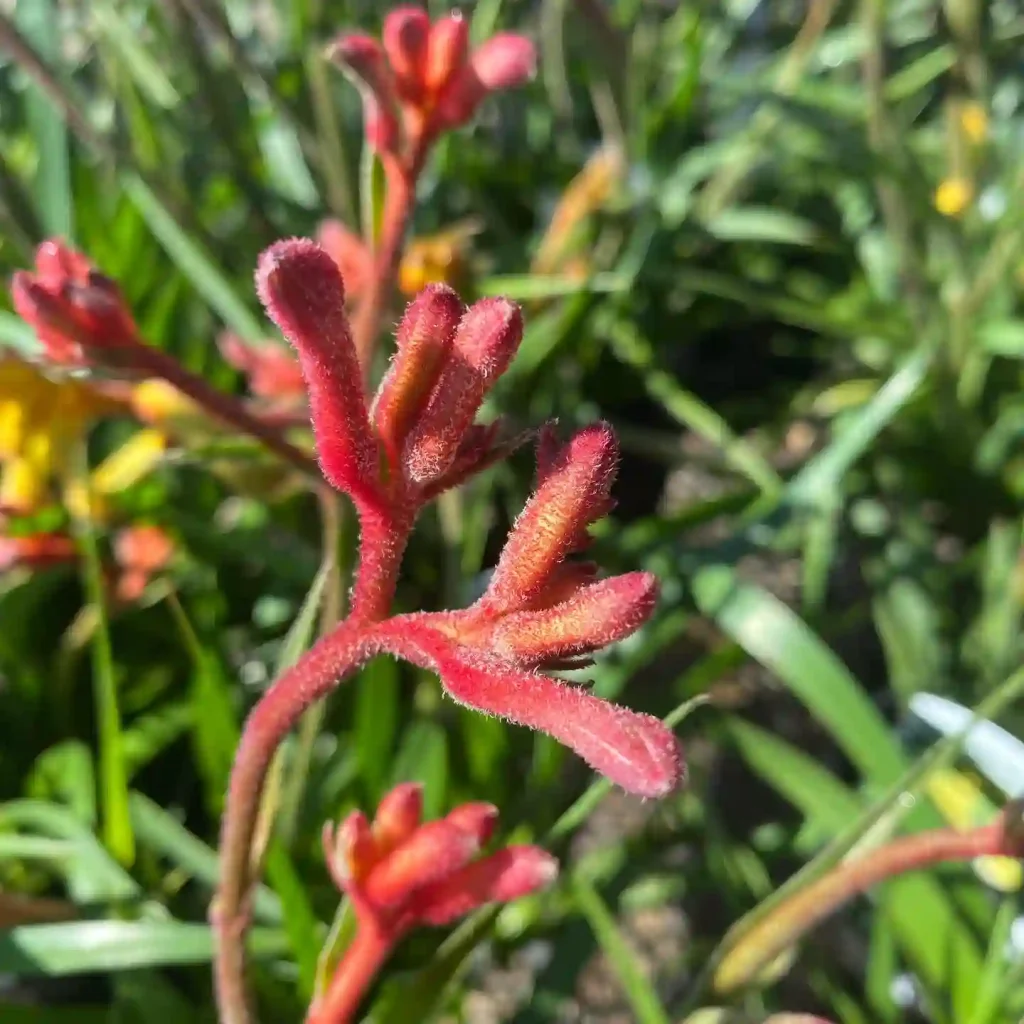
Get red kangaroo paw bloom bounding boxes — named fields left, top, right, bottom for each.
left=330, top=8, right=534, bottom=163
left=11, top=240, right=140, bottom=367
left=313, top=785, right=556, bottom=1023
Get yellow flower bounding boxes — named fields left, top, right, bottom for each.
left=960, top=101, right=988, bottom=145
left=397, top=222, right=479, bottom=296
left=934, top=177, right=973, bottom=217
left=0, top=357, right=121, bottom=514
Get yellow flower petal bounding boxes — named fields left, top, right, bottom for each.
left=0, top=457, right=47, bottom=513
left=960, top=102, right=988, bottom=145
left=91, top=429, right=167, bottom=495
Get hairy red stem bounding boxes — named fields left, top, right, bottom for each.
left=714, top=815, right=1023, bottom=994
left=131, top=345, right=322, bottom=483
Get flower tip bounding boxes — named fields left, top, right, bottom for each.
left=256, top=237, right=348, bottom=327
left=472, top=33, right=537, bottom=91
left=373, top=781, right=425, bottom=851
left=445, top=802, right=500, bottom=845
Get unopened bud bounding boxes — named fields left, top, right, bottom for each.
left=382, top=6, right=431, bottom=100
left=372, top=284, right=463, bottom=470
left=256, top=239, right=379, bottom=503
left=372, top=782, right=424, bottom=855
left=404, top=297, right=522, bottom=486
left=482, top=423, right=618, bottom=616
left=424, top=13, right=469, bottom=94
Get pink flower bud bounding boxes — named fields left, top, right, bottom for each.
left=411, top=845, right=557, bottom=925
left=364, top=819, right=479, bottom=910
left=382, top=6, right=431, bottom=101
left=255, top=239, right=380, bottom=504
left=0, top=531, right=76, bottom=572
left=328, top=34, right=401, bottom=154
left=491, top=572, right=658, bottom=666
left=404, top=297, right=523, bottom=486
left=424, top=13, right=469, bottom=94
left=218, top=333, right=306, bottom=402
left=470, top=33, right=536, bottom=91
left=443, top=802, right=499, bottom=846
left=12, top=241, right=139, bottom=366
left=372, top=782, right=424, bottom=855
left=481, top=423, right=618, bottom=616
left=372, top=284, right=464, bottom=471
left=324, top=811, right=377, bottom=889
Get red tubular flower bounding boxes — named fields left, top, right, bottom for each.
left=329, top=7, right=535, bottom=162
left=312, top=784, right=556, bottom=1024
left=256, top=239, right=381, bottom=507
left=11, top=240, right=140, bottom=367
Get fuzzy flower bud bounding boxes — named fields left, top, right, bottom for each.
left=328, top=34, right=401, bottom=154
left=424, top=13, right=470, bottom=94
left=371, top=781, right=424, bottom=855
left=256, top=239, right=380, bottom=505
left=404, top=297, right=523, bottom=485
left=481, top=423, right=618, bottom=616
left=491, top=572, right=658, bottom=667
left=382, top=6, right=431, bottom=101
left=443, top=802, right=499, bottom=846
left=372, top=283, right=464, bottom=471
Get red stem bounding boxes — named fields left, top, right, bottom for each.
left=305, top=922, right=394, bottom=1024
left=715, top=817, right=1021, bottom=994
left=350, top=147, right=427, bottom=379
left=131, top=345, right=322, bottom=484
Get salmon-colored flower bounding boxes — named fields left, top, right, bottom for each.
left=0, top=527, right=76, bottom=573
left=328, top=7, right=535, bottom=160
left=218, top=332, right=307, bottom=405
left=310, top=783, right=556, bottom=1023
left=11, top=240, right=139, bottom=367
left=113, top=524, right=174, bottom=603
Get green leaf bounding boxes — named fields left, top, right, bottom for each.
left=692, top=568, right=905, bottom=784
left=0, top=921, right=286, bottom=975
left=129, top=792, right=282, bottom=924
left=73, top=457, right=133, bottom=866
left=354, top=656, right=400, bottom=799
left=979, top=320, right=1024, bottom=358
left=0, top=312, right=39, bottom=355
left=120, top=174, right=265, bottom=340
left=16, top=0, right=72, bottom=239
left=390, top=719, right=448, bottom=820
left=789, top=346, right=932, bottom=507
left=703, top=206, right=818, bottom=246
left=264, top=841, right=322, bottom=998
left=571, top=876, right=671, bottom=1024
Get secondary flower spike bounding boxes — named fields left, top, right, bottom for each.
left=11, top=240, right=140, bottom=367
left=329, top=8, right=535, bottom=161
left=310, top=784, right=556, bottom=1023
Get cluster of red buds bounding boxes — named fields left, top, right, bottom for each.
left=11, top=240, right=139, bottom=368
left=256, top=238, right=682, bottom=797
left=329, top=6, right=535, bottom=166
left=310, top=783, right=556, bottom=1023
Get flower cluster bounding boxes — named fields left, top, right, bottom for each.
left=329, top=6, right=534, bottom=165
left=11, top=240, right=139, bottom=368
left=310, top=783, right=555, bottom=1022
left=257, top=238, right=682, bottom=797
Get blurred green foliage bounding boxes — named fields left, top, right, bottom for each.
left=1, top=0, right=1024, bottom=1021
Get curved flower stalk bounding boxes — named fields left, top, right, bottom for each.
left=10, top=240, right=319, bottom=482
left=212, top=238, right=684, bottom=1024
left=713, top=800, right=1024, bottom=995
left=327, top=8, right=535, bottom=371
left=309, top=783, right=556, bottom=1023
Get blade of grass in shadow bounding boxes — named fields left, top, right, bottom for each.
left=571, top=875, right=671, bottom=1024
left=120, top=175, right=265, bottom=340
left=602, top=315, right=782, bottom=496
left=128, top=792, right=282, bottom=925
left=691, top=567, right=904, bottom=784
left=71, top=452, right=133, bottom=866
left=15, top=0, right=71, bottom=239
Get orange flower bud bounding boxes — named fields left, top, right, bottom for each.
left=423, top=13, right=469, bottom=94
left=443, top=802, right=499, bottom=846
left=372, top=781, right=423, bottom=855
